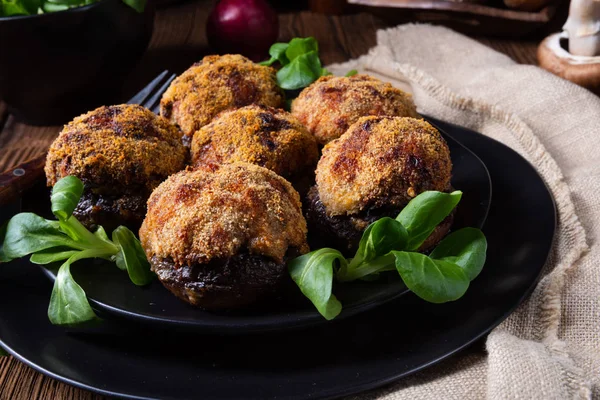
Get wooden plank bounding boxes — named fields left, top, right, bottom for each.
left=0, top=115, right=60, bottom=172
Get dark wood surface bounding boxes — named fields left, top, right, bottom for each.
left=0, top=1, right=545, bottom=398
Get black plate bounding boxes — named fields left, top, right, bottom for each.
left=16, top=124, right=491, bottom=334
left=0, top=119, right=555, bottom=400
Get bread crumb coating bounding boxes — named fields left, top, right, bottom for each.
left=316, top=116, right=452, bottom=216
left=291, top=74, right=420, bottom=145
left=45, top=104, right=187, bottom=193
left=160, top=54, right=285, bottom=142
left=191, top=105, right=318, bottom=179
left=139, top=162, right=309, bottom=266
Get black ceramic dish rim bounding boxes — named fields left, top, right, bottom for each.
left=0, top=0, right=108, bottom=21
left=0, top=124, right=557, bottom=400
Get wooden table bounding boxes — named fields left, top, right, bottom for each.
left=0, top=1, right=542, bottom=398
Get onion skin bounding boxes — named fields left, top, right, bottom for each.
left=206, top=0, right=279, bottom=62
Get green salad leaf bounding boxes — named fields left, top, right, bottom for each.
left=121, top=0, right=145, bottom=13
left=397, top=191, right=462, bottom=251
left=259, top=43, right=289, bottom=66
left=277, top=51, right=323, bottom=90
left=392, top=251, right=469, bottom=303
left=0, top=0, right=144, bottom=17
left=285, top=37, right=319, bottom=61
left=112, top=226, right=153, bottom=286
left=350, top=217, right=408, bottom=268
left=0, top=213, right=79, bottom=262
left=30, top=248, right=79, bottom=264
left=288, top=248, right=344, bottom=320
left=41, top=2, right=68, bottom=11
left=288, top=190, right=488, bottom=319
left=50, top=175, right=83, bottom=220
left=48, top=251, right=99, bottom=326
left=0, top=347, right=7, bottom=357
left=0, top=0, right=29, bottom=16
left=260, top=37, right=345, bottom=95
left=0, top=175, right=153, bottom=326
left=430, top=227, right=487, bottom=280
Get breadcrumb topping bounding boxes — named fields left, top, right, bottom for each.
left=139, top=162, right=309, bottom=266
left=316, top=116, right=452, bottom=216
left=160, top=54, right=284, bottom=142
left=291, top=74, right=420, bottom=145
left=190, top=105, right=318, bottom=179
left=45, top=104, right=188, bottom=192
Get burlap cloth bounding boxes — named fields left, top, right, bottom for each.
left=325, top=24, right=599, bottom=399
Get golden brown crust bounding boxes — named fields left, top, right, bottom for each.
left=139, top=162, right=309, bottom=266
left=291, top=74, right=420, bottom=145
left=316, top=116, right=452, bottom=216
left=160, top=54, right=285, bottom=141
left=45, top=104, right=187, bottom=192
left=190, top=105, right=319, bottom=179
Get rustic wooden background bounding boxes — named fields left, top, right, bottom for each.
left=0, top=0, right=550, bottom=398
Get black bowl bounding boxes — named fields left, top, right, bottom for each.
left=0, top=0, right=154, bottom=125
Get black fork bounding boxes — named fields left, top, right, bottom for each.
left=127, top=70, right=176, bottom=114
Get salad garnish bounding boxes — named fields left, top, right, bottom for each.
left=0, top=176, right=152, bottom=326
left=289, top=191, right=487, bottom=320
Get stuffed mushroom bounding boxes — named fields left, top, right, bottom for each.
left=139, top=162, right=309, bottom=309
left=190, top=105, right=319, bottom=193
left=45, top=104, right=188, bottom=233
left=160, top=54, right=285, bottom=145
left=306, top=116, right=453, bottom=254
left=291, top=74, right=420, bottom=145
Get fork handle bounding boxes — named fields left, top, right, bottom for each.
left=0, top=154, right=47, bottom=206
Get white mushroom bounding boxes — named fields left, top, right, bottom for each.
left=563, top=0, right=600, bottom=56
left=537, top=0, right=600, bottom=94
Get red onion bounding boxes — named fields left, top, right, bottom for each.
left=206, top=0, right=279, bottom=62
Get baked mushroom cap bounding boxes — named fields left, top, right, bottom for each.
left=291, top=74, right=420, bottom=145
left=160, top=54, right=285, bottom=144
left=308, top=116, right=453, bottom=254
left=315, top=116, right=452, bottom=217
left=190, top=105, right=319, bottom=182
left=44, top=104, right=188, bottom=231
left=139, top=162, right=309, bottom=309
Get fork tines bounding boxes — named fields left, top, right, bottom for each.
left=127, top=70, right=176, bottom=114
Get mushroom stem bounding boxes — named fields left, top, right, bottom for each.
left=537, top=32, right=600, bottom=95
left=563, top=0, right=600, bottom=57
